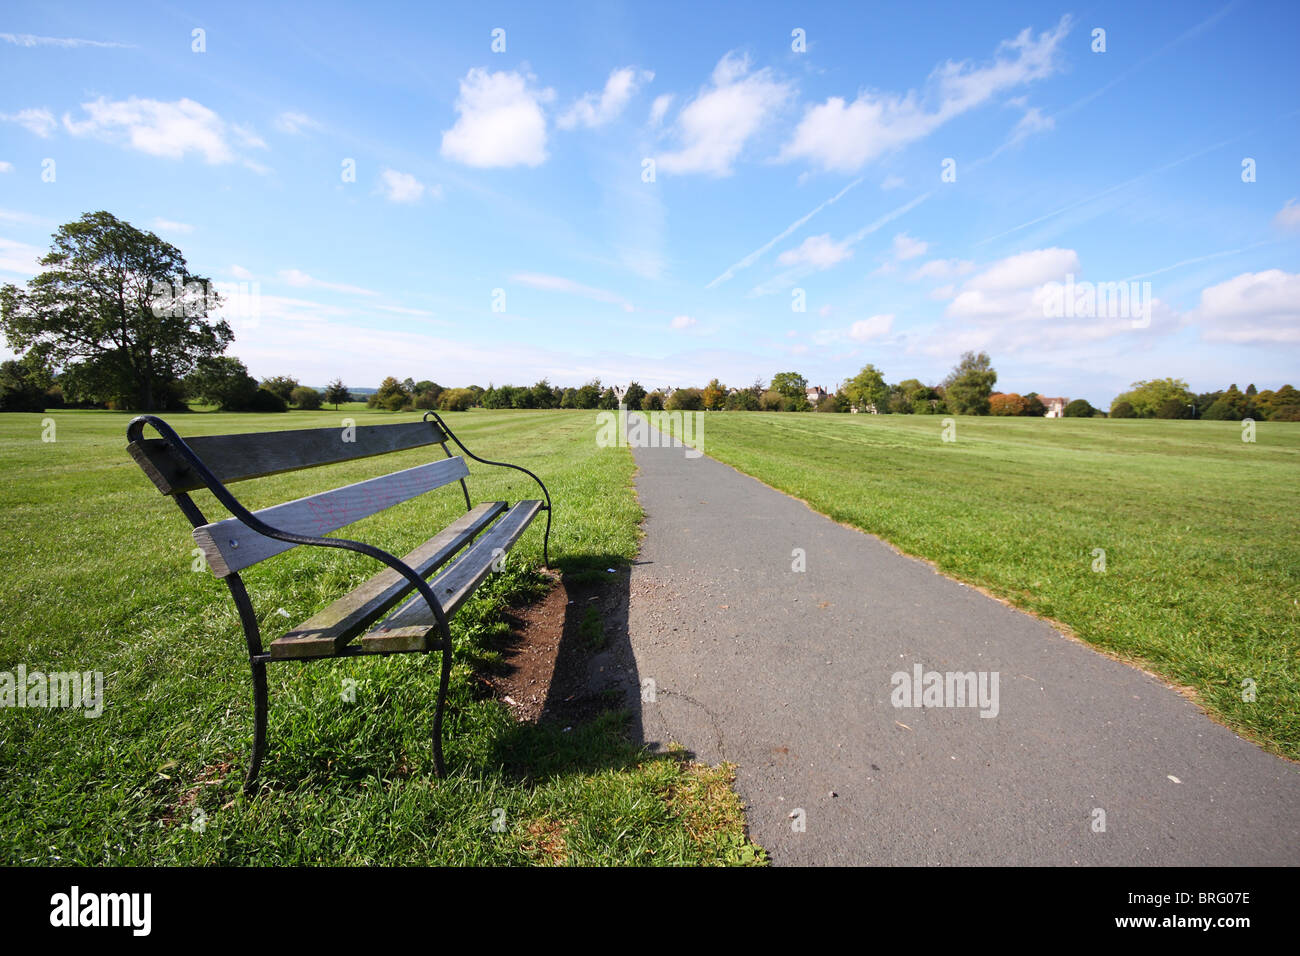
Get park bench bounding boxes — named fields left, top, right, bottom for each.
left=125, top=412, right=551, bottom=791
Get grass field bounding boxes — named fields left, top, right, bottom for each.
left=697, top=413, right=1300, bottom=760
left=0, top=407, right=765, bottom=865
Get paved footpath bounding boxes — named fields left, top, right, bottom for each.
left=624, top=421, right=1300, bottom=865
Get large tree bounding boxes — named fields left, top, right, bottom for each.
left=0, top=211, right=232, bottom=410
left=943, top=351, right=998, bottom=415
left=843, top=363, right=889, bottom=412
left=1110, top=377, right=1194, bottom=418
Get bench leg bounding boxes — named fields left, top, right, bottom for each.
left=432, top=628, right=453, bottom=777
left=244, top=660, right=268, bottom=794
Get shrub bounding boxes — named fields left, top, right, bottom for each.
left=989, top=393, right=1026, bottom=416
left=1110, top=400, right=1136, bottom=419
left=290, top=385, right=322, bottom=410
left=438, top=388, right=475, bottom=412
left=247, top=387, right=288, bottom=412
left=666, top=388, right=703, bottom=411
left=1063, top=398, right=1095, bottom=417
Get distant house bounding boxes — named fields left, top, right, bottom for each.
left=806, top=385, right=828, bottom=404
left=1042, top=396, right=1068, bottom=418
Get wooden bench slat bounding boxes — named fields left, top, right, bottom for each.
left=128, top=420, right=447, bottom=495
left=357, top=500, right=543, bottom=651
left=193, top=456, right=470, bottom=577
left=268, top=501, right=507, bottom=660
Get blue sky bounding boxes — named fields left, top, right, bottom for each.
left=1, top=0, right=1297, bottom=404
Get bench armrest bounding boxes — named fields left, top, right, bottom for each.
left=126, top=415, right=453, bottom=644
left=424, top=411, right=553, bottom=567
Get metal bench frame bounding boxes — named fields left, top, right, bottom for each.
left=125, top=411, right=551, bottom=792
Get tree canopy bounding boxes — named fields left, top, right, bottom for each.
left=0, top=211, right=232, bottom=410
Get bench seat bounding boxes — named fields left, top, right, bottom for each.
left=358, top=499, right=543, bottom=654
left=269, top=500, right=508, bottom=660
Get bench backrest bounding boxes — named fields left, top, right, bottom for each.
left=128, top=418, right=468, bottom=578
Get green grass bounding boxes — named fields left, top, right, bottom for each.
left=695, top=413, right=1300, bottom=759
left=0, top=407, right=765, bottom=865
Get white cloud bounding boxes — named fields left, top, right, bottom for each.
left=62, top=97, right=266, bottom=166
left=0, top=237, right=43, bottom=275
left=1274, top=198, right=1300, bottom=230
left=848, top=314, right=894, bottom=341
left=781, top=16, right=1071, bottom=172
left=891, top=232, right=928, bottom=261
left=670, top=314, right=697, bottom=329
left=274, top=111, right=322, bottom=134
left=649, top=93, right=674, bottom=127
left=912, top=247, right=1177, bottom=357
left=151, top=218, right=193, bottom=234
left=440, top=69, right=553, bottom=168
left=0, top=162, right=11, bottom=173
left=375, top=304, right=435, bottom=317
left=880, top=174, right=905, bottom=190
left=911, top=257, right=975, bottom=280
left=278, top=269, right=380, bottom=296
left=558, top=67, right=652, bottom=129
left=1, top=108, right=57, bottom=137
left=379, top=168, right=438, bottom=203
left=1189, top=270, right=1300, bottom=344
left=1008, top=105, right=1053, bottom=144
left=965, top=247, right=1077, bottom=293
left=656, top=52, right=793, bottom=176
left=230, top=264, right=254, bottom=279
left=777, top=233, right=853, bottom=269
left=511, top=272, right=634, bottom=311
left=0, top=32, right=132, bottom=48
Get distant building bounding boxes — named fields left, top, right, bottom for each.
left=1042, top=396, right=1068, bottom=418
left=806, top=385, right=828, bottom=404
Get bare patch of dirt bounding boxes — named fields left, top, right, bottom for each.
left=482, top=571, right=634, bottom=727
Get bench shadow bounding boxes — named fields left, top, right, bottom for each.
left=485, top=555, right=683, bottom=782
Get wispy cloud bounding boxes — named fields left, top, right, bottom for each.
left=273, top=111, right=323, bottom=134
left=0, top=32, right=133, bottom=49
left=151, top=218, right=194, bottom=234
left=278, top=269, right=381, bottom=296
left=1, top=108, right=57, bottom=137
left=511, top=272, right=634, bottom=311
left=558, top=67, right=653, bottom=130
left=62, top=96, right=268, bottom=169
left=780, top=16, right=1072, bottom=173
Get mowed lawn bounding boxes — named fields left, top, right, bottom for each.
left=0, top=408, right=764, bottom=865
left=698, top=413, right=1300, bottom=759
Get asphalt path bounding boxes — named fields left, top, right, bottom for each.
left=623, top=416, right=1300, bottom=865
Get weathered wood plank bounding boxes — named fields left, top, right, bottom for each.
left=269, top=501, right=507, bottom=660
left=358, top=500, right=542, bottom=651
left=193, top=456, right=470, bottom=577
left=352, top=626, right=431, bottom=655
left=127, top=420, right=446, bottom=495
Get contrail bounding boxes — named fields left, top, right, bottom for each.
left=975, top=133, right=1242, bottom=246
left=706, top=176, right=864, bottom=288
left=1119, top=240, right=1277, bottom=283
left=748, top=190, right=934, bottom=296
left=1053, top=1, right=1239, bottom=123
